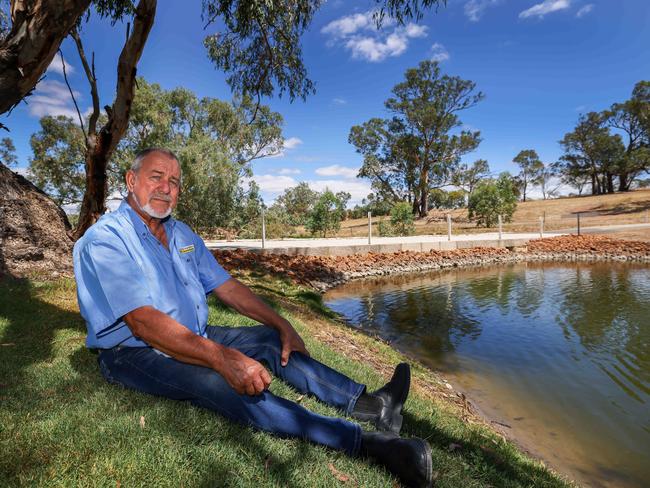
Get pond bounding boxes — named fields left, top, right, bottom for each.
left=324, top=262, right=650, bottom=488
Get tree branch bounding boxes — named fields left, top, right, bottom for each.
left=70, top=28, right=100, bottom=136
left=59, top=48, right=88, bottom=143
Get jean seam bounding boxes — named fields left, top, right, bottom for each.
left=119, top=355, right=239, bottom=420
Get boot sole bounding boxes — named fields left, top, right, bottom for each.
left=421, top=439, right=433, bottom=488
left=385, top=363, right=410, bottom=434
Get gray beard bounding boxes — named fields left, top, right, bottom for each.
left=132, top=193, right=172, bottom=219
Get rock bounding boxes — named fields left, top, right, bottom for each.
left=0, top=163, right=74, bottom=278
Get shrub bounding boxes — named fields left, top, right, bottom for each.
left=468, top=172, right=518, bottom=227
left=305, top=190, right=345, bottom=237
left=390, top=201, right=415, bottom=236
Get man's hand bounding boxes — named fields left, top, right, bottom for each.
left=278, top=322, right=310, bottom=367
left=219, top=347, right=272, bottom=395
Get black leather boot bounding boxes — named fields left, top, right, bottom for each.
left=361, top=431, right=433, bottom=488
left=352, top=362, right=411, bottom=434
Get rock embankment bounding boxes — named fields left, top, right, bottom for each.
left=213, top=235, right=650, bottom=291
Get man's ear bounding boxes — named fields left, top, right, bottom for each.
left=125, top=170, right=136, bottom=192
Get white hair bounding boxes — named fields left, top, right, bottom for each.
left=131, top=147, right=182, bottom=184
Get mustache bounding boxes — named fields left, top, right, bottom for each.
left=149, top=193, right=172, bottom=202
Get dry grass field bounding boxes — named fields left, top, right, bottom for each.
left=335, top=189, right=650, bottom=240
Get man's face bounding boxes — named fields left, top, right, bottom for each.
left=126, top=152, right=181, bottom=219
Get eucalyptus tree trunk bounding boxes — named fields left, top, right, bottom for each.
left=74, top=0, right=157, bottom=239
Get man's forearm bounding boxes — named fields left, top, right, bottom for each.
left=123, top=305, right=273, bottom=395
left=214, top=278, right=291, bottom=332
left=124, top=306, right=225, bottom=370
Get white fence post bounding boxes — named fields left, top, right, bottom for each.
left=368, top=211, right=372, bottom=245
left=447, top=214, right=452, bottom=241
left=261, top=207, right=266, bottom=249
left=498, top=215, right=503, bottom=240
left=539, top=216, right=544, bottom=238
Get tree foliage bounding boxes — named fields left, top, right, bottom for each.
left=305, top=189, right=345, bottom=237
left=273, top=182, right=319, bottom=226
left=557, top=112, right=625, bottom=195
left=556, top=81, right=649, bottom=195
left=0, top=137, right=17, bottom=167
left=29, top=117, right=86, bottom=206
left=454, top=159, right=490, bottom=196
left=512, top=149, right=543, bottom=202
left=350, top=60, right=483, bottom=217
left=468, top=173, right=518, bottom=227
left=28, top=78, right=283, bottom=232
left=389, top=201, right=415, bottom=236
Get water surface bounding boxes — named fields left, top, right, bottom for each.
left=324, top=262, right=650, bottom=488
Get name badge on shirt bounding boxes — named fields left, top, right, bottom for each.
left=179, top=244, right=195, bottom=254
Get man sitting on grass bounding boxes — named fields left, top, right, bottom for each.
left=73, top=147, right=432, bottom=488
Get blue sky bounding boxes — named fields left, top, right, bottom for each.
left=4, top=0, right=650, bottom=205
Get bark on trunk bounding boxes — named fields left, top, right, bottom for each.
left=619, top=172, right=629, bottom=192
left=591, top=174, right=598, bottom=195
left=73, top=0, right=157, bottom=239
left=0, top=0, right=91, bottom=117
left=606, top=173, right=615, bottom=193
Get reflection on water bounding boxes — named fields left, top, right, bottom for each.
left=324, top=262, right=650, bottom=488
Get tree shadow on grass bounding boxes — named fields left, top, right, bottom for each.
left=0, top=278, right=345, bottom=487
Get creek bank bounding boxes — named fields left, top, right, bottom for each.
left=212, top=234, right=650, bottom=292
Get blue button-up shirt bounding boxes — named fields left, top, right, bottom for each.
left=73, top=201, right=231, bottom=349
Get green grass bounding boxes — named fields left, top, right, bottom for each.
left=0, top=276, right=573, bottom=487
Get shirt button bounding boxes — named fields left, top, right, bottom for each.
left=186, top=258, right=190, bottom=262
left=196, top=305, right=199, bottom=310
left=184, top=282, right=188, bottom=286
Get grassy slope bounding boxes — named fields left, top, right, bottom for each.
left=336, top=189, right=650, bottom=237
left=0, top=275, right=572, bottom=487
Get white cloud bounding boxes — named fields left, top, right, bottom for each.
left=253, top=174, right=299, bottom=193
left=315, top=165, right=359, bottom=178
left=464, top=0, right=502, bottom=22
left=322, top=10, right=427, bottom=62
left=267, top=136, right=303, bottom=158
left=28, top=80, right=84, bottom=119
left=283, top=137, right=303, bottom=150
left=46, top=52, right=75, bottom=76
left=252, top=173, right=372, bottom=205
left=576, top=4, right=593, bottom=18
left=332, top=97, right=347, bottom=105
left=403, top=23, right=428, bottom=38
left=308, top=179, right=372, bottom=203
left=430, top=43, right=450, bottom=62
left=278, top=168, right=301, bottom=175
left=321, top=11, right=379, bottom=39
left=519, top=0, right=571, bottom=19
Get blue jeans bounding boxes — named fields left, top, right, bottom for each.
left=97, top=325, right=365, bottom=455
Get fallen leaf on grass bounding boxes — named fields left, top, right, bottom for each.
left=328, top=463, right=351, bottom=483
left=296, top=395, right=304, bottom=403
left=448, top=443, right=462, bottom=452
left=1, top=343, right=15, bottom=346
left=139, top=416, right=145, bottom=429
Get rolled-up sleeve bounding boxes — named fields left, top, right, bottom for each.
left=193, top=234, right=231, bottom=294
left=76, top=236, right=154, bottom=340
